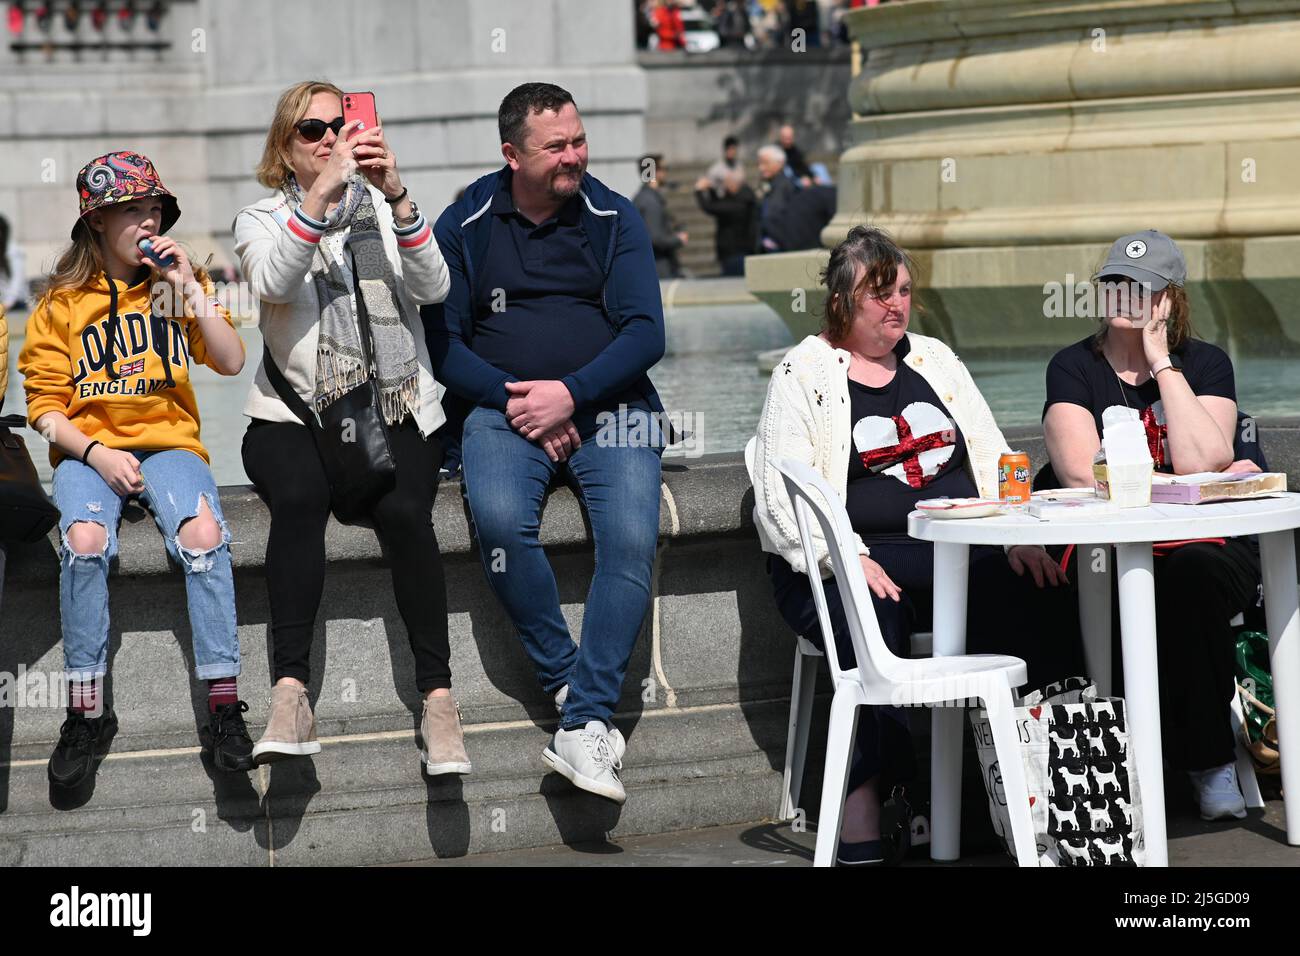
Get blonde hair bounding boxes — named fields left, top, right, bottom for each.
left=255, top=80, right=345, bottom=190
left=42, top=228, right=105, bottom=302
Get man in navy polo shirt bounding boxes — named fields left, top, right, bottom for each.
left=424, top=83, right=671, bottom=805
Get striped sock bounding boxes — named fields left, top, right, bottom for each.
left=69, top=680, right=100, bottom=716
left=208, top=677, right=238, bottom=713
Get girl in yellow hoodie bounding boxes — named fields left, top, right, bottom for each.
left=19, top=151, right=252, bottom=787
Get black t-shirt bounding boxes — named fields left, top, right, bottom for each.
left=1041, top=336, right=1236, bottom=475
left=845, top=338, right=978, bottom=541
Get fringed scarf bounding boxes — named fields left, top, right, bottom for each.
left=283, top=174, right=419, bottom=425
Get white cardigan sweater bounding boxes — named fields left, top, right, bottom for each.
left=234, top=185, right=451, bottom=437
left=751, top=332, right=1011, bottom=578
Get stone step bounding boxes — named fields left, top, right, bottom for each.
left=0, top=699, right=791, bottom=865
left=0, top=458, right=815, bottom=864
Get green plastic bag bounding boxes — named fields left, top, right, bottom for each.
left=1234, top=631, right=1278, bottom=772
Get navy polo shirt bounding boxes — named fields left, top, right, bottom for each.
left=472, top=175, right=637, bottom=410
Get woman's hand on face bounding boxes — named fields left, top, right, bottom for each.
left=1141, top=293, right=1173, bottom=368
left=1007, top=545, right=1068, bottom=588
left=351, top=126, right=402, bottom=199
left=859, top=554, right=902, bottom=602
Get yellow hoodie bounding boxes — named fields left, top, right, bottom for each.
left=19, top=272, right=239, bottom=466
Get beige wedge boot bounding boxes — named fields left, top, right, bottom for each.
left=420, top=693, right=472, bottom=776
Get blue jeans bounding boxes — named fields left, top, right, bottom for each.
left=460, top=405, right=663, bottom=730
left=52, top=449, right=239, bottom=682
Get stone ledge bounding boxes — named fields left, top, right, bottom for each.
left=10, top=427, right=1300, bottom=588
left=1, top=453, right=758, bottom=587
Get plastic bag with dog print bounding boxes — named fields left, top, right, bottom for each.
left=969, top=676, right=1145, bottom=867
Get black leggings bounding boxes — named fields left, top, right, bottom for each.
left=242, top=417, right=451, bottom=692
left=1061, top=537, right=1261, bottom=772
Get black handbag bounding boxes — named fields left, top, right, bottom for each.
left=0, top=413, right=59, bottom=543
left=260, top=274, right=396, bottom=523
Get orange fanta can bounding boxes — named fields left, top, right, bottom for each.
left=998, top=451, right=1031, bottom=505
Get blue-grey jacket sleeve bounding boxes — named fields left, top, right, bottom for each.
left=560, top=205, right=666, bottom=410
left=421, top=205, right=516, bottom=411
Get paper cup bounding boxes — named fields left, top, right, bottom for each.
left=1107, top=461, right=1153, bottom=508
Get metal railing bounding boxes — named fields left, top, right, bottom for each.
left=5, top=0, right=184, bottom=60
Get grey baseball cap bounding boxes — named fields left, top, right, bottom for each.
left=1092, top=229, right=1187, bottom=292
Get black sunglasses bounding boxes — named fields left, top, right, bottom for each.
left=295, top=116, right=345, bottom=143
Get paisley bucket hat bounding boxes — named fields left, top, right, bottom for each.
left=72, top=150, right=181, bottom=239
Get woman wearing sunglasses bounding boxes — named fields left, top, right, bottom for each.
left=1041, top=229, right=1263, bottom=822
left=233, top=81, right=470, bottom=776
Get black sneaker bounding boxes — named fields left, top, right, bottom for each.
left=48, top=708, right=119, bottom=789
left=201, top=701, right=255, bottom=772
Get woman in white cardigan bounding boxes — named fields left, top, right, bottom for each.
left=234, top=81, right=470, bottom=777
left=752, top=226, right=1081, bottom=865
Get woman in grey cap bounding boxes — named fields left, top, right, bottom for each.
left=1041, top=229, right=1264, bottom=823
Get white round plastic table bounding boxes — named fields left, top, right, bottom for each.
left=908, top=493, right=1300, bottom=868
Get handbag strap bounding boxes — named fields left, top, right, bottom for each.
left=262, top=250, right=378, bottom=430
left=261, top=343, right=317, bottom=432
left=261, top=244, right=382, bottom=431
left=0, top=414, right=27, bottom=430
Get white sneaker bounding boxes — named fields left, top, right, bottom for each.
left=607, top=724, right=626, bottom=761
left=542, top=720, right=626, bottom=804
left=1187, top=763, right=1247, bottom=821
left=553, top=684, right=625, bottom=760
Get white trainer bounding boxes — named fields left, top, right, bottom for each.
left=553, top=684, right=626, bottom=760
left=1187, top=763, right=1247, bottom=821
left=542, top=720, right=626, bottom=804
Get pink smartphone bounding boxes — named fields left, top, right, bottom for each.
left=342, top=91, right=378, bottom=140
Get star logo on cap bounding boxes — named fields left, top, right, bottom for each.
left=1125, top=240, right=1147, bottom=259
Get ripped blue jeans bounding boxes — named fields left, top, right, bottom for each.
left=52, top=449, right=239, bottom=682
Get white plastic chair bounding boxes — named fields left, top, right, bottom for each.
left=777, top=627, right=934, bottom=823
left=744, top=437, right=936, bottom=826
left=774, top=457, right=1040, bottom=867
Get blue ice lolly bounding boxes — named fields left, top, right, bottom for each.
left=138, top=237, right=175, bottom=268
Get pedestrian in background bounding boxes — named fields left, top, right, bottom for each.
left=634, top=153, right=689, bottom=278
left=695, top=169, right=758, bottom=275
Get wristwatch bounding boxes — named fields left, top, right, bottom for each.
left=393, top=199, right=420, bottom=228
left=1150, top=353, right=1183, bottom=378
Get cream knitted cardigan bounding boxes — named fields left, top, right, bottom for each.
left=750, top=332, right=1010, bottom=579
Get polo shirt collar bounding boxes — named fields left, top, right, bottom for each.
left=491, top=167, right=583, bottom=226
left=490, top=169, right=516, bottom=217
